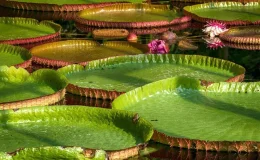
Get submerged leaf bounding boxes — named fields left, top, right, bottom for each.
left=178, top=40, right=198, bottom=50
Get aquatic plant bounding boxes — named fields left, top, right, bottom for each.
left=58, top=54, right=245, bottom=99
left=184, top=2, right=260, bottom=25
left=148, top=39, right=169, bottom=54
left=202, top=21, right=228, bottom=38
left=112, top=77, right=260, bottom=152
left=127, top=32, right=138, bottom=42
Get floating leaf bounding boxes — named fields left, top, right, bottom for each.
left=31, top=40, right=148, bottom=68
left=0, top=44, right=31, bottom=68
left=220, top=25, right=260, bottom=44
left=76, top=3, right=191, bottom=28
left=184, top=2, right=260, bottom=25
left=0, top=105, right=153, bottom=159
left=0, top=17, right=61, bottom=45
left=0, top=66, right=68, bottom=110
left=112, top=77, right=260, bottom=152
left=58, top=54, right=245, bottom=99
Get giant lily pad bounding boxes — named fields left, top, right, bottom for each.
left=223, top=41, right=260, bottom=50
left=76, top=3, right=191, bottom=28
left=184, top=2, right=260, bottom=25
left=0, top=17, right=61, bottom=45
left=112, top=77, right=260, bottom=152
left=0, top=147, right=107, bottom=160
left=0, top=0, right=143, bottom=11
left=0, top=66, right=67, bottom=110
left=0, top=6, right=78, bottom=21
left=0, top=44, right=31, bottom=68
left=75, top=22, right=191, bottom=35
left=30, top=40, right=148, bottom=68
left=58, top=54, right=245, bottom=99
left=220, top=26, right=260, bottom=44
left=0, top=105, right=153, bottom=159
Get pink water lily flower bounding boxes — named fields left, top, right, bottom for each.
left=148, top=39, right=169, bottom=54
left=202, top=21, right=228, bottom=38
left=204, top=37, right=225, bottom=50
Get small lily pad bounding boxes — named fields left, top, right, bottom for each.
left=220, top=26, right=260, bottom=44
left=0, top=44, right=31, bottom=68
left=112, top=77, right=260, bottom=152
left=0, top=17, right=61, bottom=45
left=0, top=66, right=68, bottom=110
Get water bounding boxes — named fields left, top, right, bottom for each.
left=0, top=2, right=259, bottom=159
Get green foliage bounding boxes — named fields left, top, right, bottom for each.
left=0, top=67, right=67, bottom=103
left=184, top=2, right=260, bottom=22
left=112, top=77, right=260, bottom=142
left=0, top=106, right=153, bottom=152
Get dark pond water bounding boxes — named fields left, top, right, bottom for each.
left=0, top=1, right=259, bottom=159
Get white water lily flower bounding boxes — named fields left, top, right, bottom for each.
left=202, top=21, right=228, bottom=38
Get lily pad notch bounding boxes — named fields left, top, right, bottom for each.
left=76, top=3, right=191, bottom=28
left=112, top=77, right=260, bottom=152
left=58, top=54, right=245, bottom=100
left=0, top=44, right=32, bottom=68
left=0, top=66, right=68, bottom=110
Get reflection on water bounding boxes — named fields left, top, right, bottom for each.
left=143, top=142, right=260, bottom=160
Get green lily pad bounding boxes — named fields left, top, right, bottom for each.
left=223, top=42, right=260, bottom=50
left=0, top=66, right=68, bottom=110
left=0, top=106, right=153, bottom=156
left=76, top=3, right=191, bottom=28
left=0, top=0, right=143, bottom=11
left=112, top=77, right=260, bottom=152
left=0, top=6, right=78, bottom=21
left=184, top=2, right=260, bottom=25
left=30, top=40, right=148, bottom=67
left=0, top=44, right=31, bottom=68
left=2, top=0, right=143, bottom=5
left=58, top=54, right=245, bottom=99
left=220, top=26, right=260, bottom=44
left=0, top=17, right=61, bottom=45
left=0, top=147, right=107, bottom=160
